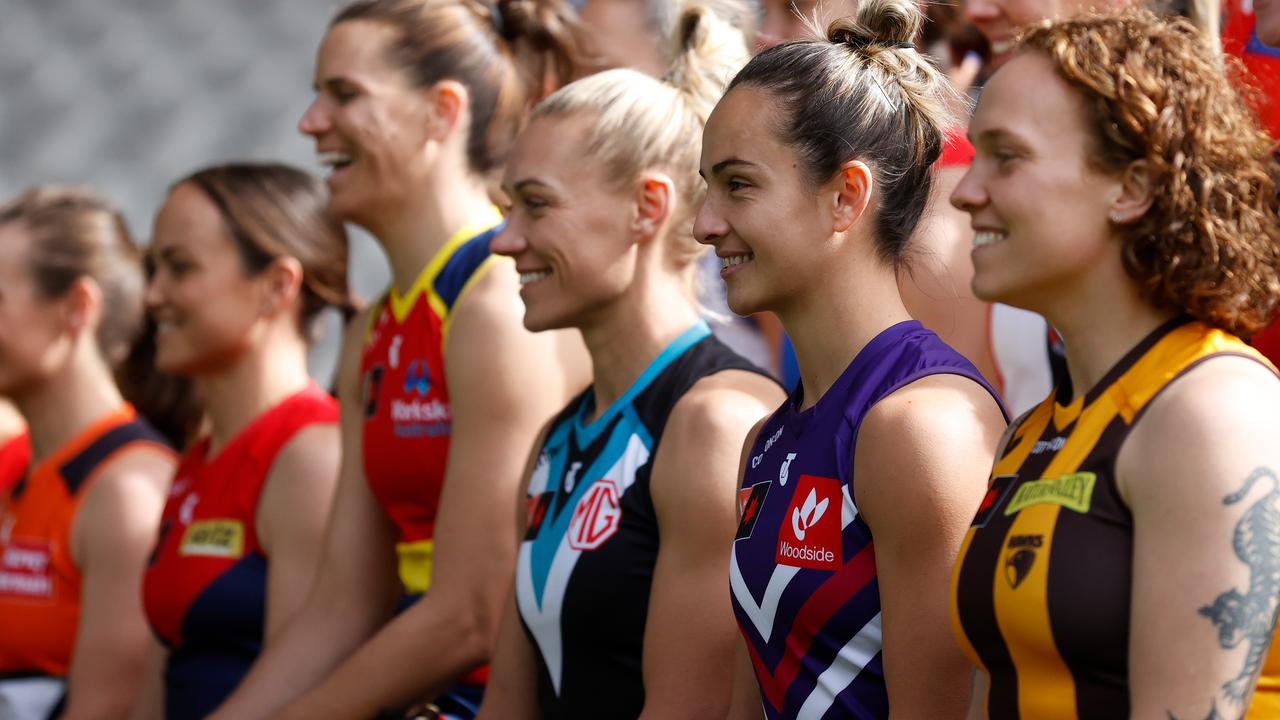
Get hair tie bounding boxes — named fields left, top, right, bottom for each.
left=490, top=2, right=513, bottom=41
left=839, top=32, right=916, bottom=51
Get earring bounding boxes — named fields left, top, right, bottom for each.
left=1110, top=212, right=1123, bottom=223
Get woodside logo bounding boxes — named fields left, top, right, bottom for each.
left=776, top=475, right=841, bottom=571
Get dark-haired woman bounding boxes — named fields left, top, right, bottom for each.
left=949, top=12, right=1280, bottom=719
left=696, top=1, right=1008, bottom=717
left=129, top=164, right=353, bottom=719
left=211, top=2, right=590, bottom=718
left=0, top=188, right=177, bottom=719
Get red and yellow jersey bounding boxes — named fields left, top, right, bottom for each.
left=0, top=405, right=171, bottom=676
left=0, top=431, right=30, bottom=499
left=361, top=207, right=503, bottom=597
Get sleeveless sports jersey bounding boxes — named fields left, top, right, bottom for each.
left=142, top=384, right=337, bottom=719
left=360, top=208, right=503, bottom=698
left=516, top=322, right=772, bottom=719
left=0, top=406, right=169, bottom=710
left=950, top=319, right=1280, bottom=719
left=0, top=431, right=31, bottom=498
left=730, top=320, right=1003, bottom=720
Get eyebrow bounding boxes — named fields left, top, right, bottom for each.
left=700, top=157, right=763, bottom=179
left=315, top=76, right=355, bottom=93
left=501, top=178, right=556, bottom=196
left=971, top=127, right=1025, bottom=146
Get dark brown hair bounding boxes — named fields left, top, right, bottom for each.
left=727, top=0, right=956, bottom=268
left=1018, top=11, right=1280, bottom=335
left=333, top=0, right=587, bottom=177
left=179, top=163, right=357, bottom=336
left=0, top=186, right=199, bottom=447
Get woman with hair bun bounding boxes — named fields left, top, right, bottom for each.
left=0, top=187, right=178, bottom=719
left=476, top=3, right=784, bottom=718
left=132, top=163, right=354, bottom=719
left=697, top=0, right=1009, bottom=717
left=210, top=1, right=591, bottom=719
left=950, top=11, right=1280, bottom=719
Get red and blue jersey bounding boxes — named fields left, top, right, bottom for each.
left=142, top=384, right=337, bottom=719
left=730, top=321, right=1004, bottom=719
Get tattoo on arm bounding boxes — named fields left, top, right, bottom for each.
left=1179, top=466, right=1280, bottom=717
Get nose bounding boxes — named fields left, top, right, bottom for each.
left=693, top=195, right=729, bottom=248
left=949, top=165, right=987, bottom=215
left=490, top=217, right=528, bottom=258
left=143, top=262, right=166, bottom=311
left=298, top=96, right=331, bottom=138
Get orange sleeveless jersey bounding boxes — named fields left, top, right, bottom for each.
left=0, top=406, right=171, bottom=676
left=0, top=431, right=30, bottom=498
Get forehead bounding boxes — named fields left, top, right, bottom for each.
left=506, top=113, right=605, bottom=183
left=971, top=52, right=1088, bottom=143
left=703, top=86, right=788, bottom=163
left=0, top=222, right=29, bottom=269
left=316, top=20, right=402, bottom=79
left=153, top=184, right=226, bottom=246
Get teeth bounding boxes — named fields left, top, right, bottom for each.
left=990, top=40, right=1012, bottom=55
left=317, top=151, right=353, bottom=168
left=974, top=231, right=1006, bottom=247
left=520, top=270, right=551, bottom=285
left=720, top=254, right=753, bottom=270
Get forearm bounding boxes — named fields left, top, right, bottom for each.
left=279, top=593, right=493, bottom=719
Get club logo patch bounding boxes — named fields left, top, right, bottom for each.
left=1004, top=534, right=1043, bottom=588
left=0, top=537, right=54, bottom=600
left=736, top=481, right=770, bottom=541
left=525, top=491, right=555, bottom=541
left=776, top=475, right=842, bottom=571
left=972, top=475, right=1018, bottom=527
left=568, top=479, right=621, bottom=551
left=180, top=520, right=245, bottom=559
left=1004, top=472, right=1096, bottom=516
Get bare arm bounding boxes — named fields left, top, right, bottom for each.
left=209, top=306, right=401, bottom=720
left=855, top=374, right=1005, bottom=720
left=256, top=422, right=342, bottom=640
left=61, top=448, right=174, bottom=720
left=1123, top=357, right=1280, bottom=718
left=278, top=262, right=586, bottom=718
left=640, top=372, right=784, bottom=720
left=127, top=639, right=167, bottom=720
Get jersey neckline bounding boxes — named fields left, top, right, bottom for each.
left=386, top=205, right=504, bottom=324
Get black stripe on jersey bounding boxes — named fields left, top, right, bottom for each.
left=960, top=419, right=1063, bottom=719
left=1046, top=414, right=1134, bottom=715
left=60, top=420, right=169, bottom=495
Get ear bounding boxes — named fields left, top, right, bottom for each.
left=829, top=160, right=874, bottom=234
left=259, top=256, right=304, bottom=318
left=1108, top=160, right=1155, bottom=225
left=426, top=80, right=471, bottom=143
left=632, top=173, right=675, bottom=244
left=62, top=276, right=103, bottom=340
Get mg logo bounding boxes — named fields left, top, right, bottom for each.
left=568, top=479, right=621, bottom=551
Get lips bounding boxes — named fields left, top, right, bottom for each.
left=519, top=269, right=552, bottom=285
left=973, top=230, right=1007, bottom=247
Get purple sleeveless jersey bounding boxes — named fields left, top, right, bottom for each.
left=730, top=320, right=1005, bottom=719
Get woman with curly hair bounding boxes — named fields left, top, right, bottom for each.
left=949, top=11, right=1280, bottom=719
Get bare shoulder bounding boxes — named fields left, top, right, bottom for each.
left=269, top=422, right=342, bottom=482
left=85, top=444, right=175, bottom=505
left=664, top=370, right=785, bottom=450
left=74, top=444, right=174, bottom=563
left=859, top=372, right=1005, bottom=451
left=447, top=258, right=524, bottom=344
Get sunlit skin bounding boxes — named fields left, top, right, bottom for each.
left=146, top=184, right=279, bottom=377
left=695, top=86, right=846, bottom=322
left=493, top=114, right=644, bottom=334
left=1257, top=0, right=1280, bottom=46
left=297, top=20, right=437, bottom=231
left=0, top=225, right=69, bottom=397
left=950, top=52, right=1129, bottom=317
left=576, top=0, right=666, bottom=75
left=965, top=0, right=1125, bottom=67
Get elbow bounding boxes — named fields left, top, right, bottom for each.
left=451, top=597, right=502, bottom=669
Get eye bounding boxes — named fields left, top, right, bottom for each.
left=726, top=178, right=750, bottom=193
left=523, top=196, right=550, bottom=213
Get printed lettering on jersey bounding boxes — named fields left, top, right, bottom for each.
left=749, top=425, right=784, bottom=469
left=0, top=537, right=54, bottom=600
left=363, top=365, right=385, bottom=418
left=1004, top=534, right=1042, bottom=589
left=736, top=481, right=771, bottom=541
left=1031, top=436, right=1066, bottom=455
left=568, top=479, right=621, bottom=551
left=403, top=359, right=431, bottom=396
left=776, top=475, right=841, bottom=571
left=1004, top=472, right=1096, bottom=516
left=179, top=520, right=245, bottom=559
left=525, top=491, right=555, bottom=541
left=972, top=475, right=1018, bottom=528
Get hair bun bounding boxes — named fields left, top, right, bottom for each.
left=828, top=0, right=921, bottom=49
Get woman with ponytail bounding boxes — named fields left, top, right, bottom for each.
left=697, top=0, right=1008, bottom=717
left=476, top=5, right=783, bottom=718
left=211, top=2, right=591, bottom=718
left=129, top=163, right=352, bottom=719
left=0, top=187, right=177, bottom=719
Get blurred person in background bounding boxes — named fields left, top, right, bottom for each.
left=0, top=187, right=177, bottom=719
left=949, top=12, right=1280, bottom=717
left=209, top=1, right=591, bottom=718
left=476, top=3, right=783, bottom=718
left=0, top=400, right=30, bottom=498
left=697, top=0, right=1008, bottom=715
left=133, top=163, right=355, bottom=719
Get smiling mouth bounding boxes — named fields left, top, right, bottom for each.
left=318, top=151, right=353, bottom=172
left=519, top=270, right=552, bottom=285
left=973, top=231, right=1007, bottom=248
left=719, top=253, right=754, bottom=271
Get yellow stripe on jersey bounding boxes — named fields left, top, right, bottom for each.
left=396, top=539, right=434, bottom=595
left=387, top=206, right=504, bottom=326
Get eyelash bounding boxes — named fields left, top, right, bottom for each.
left=726, top=179, right=750, bottom=193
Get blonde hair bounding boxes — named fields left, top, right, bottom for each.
left=729, top=0, right=957, bottom=268
left=531, top=1, right=750, bottom=272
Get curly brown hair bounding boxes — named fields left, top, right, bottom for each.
left=1017, top=11, right=1280, bottom=336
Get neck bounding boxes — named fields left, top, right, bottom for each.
left=196, top=329, right=312, bottom=456
left=16, top=345, right=126, bottom=463
left=779, top=248, right=912, bottom=410
left=578, top=272, right=703, bottom=420
left=1038, top=277, right=1177, bottom=403
left=371, top=177, right=496, bottom=295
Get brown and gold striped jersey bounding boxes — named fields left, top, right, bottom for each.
left=949, top=319, right=1279, bottom=718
